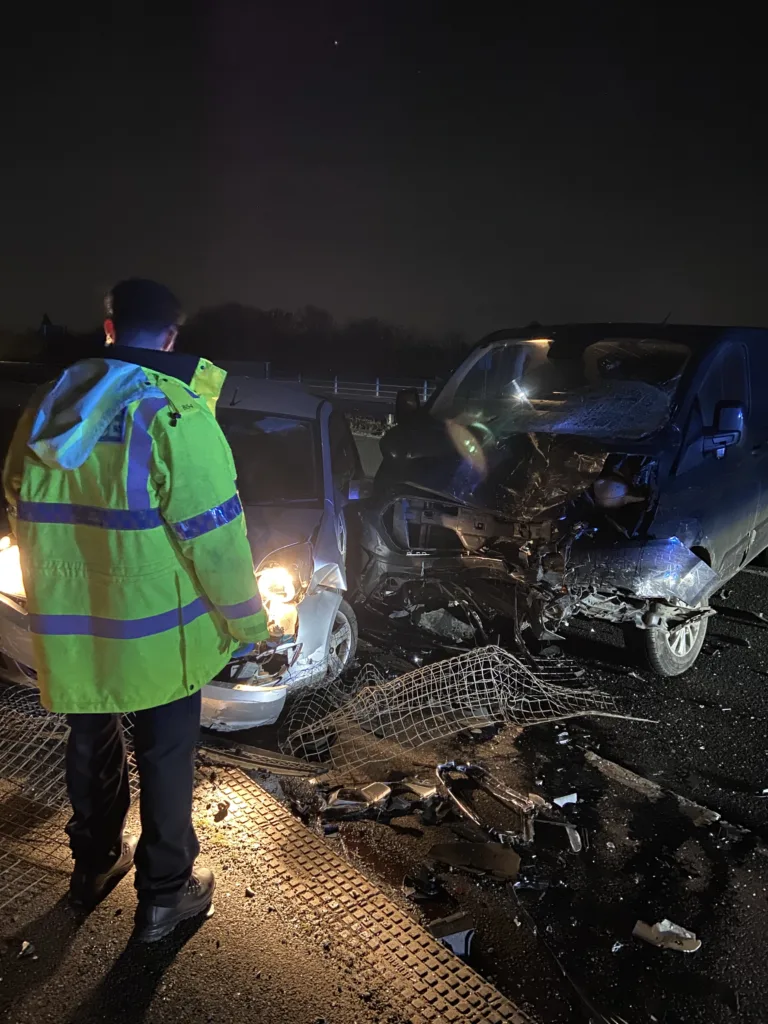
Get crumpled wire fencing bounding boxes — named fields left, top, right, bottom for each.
left=280, top=645, right=624, bottom=771
left=0, top=682, right=138, bottom=874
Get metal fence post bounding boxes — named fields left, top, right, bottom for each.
left=422, top=379, right=428, bottom=402
left=334, top=375, right=338, bottom=394
left=375, top=377, right=380, bottom=397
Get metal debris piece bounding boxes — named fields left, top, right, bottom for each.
left=633, top=918, right=701, bottom=953
left=430, top=841, right=521, bottom=881
left=437, top=761, right=538, bottom=844
left=198, top=739, right=329, bottom=777
left=553, top=793, right=578, bottom=807
left=430, top=911, right=475, bottom=958
left=281, top=645, right=627, bottom=771
left=585, top=750, right=721, bottom=826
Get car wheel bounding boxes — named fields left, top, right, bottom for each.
left=623, top=615, right=708, bottom=676
left=327, top=599, right=358, bottom=679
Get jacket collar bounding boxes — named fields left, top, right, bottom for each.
left=108, top=346, right=201, bottom=386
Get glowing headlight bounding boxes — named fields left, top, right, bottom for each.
left=0, top=537, right=25, bottom=600
left=256, top=542, right=313, bottom=637
left=258, top=566, right=296, bottom=605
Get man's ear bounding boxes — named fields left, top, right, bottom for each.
left=162, top=326, right=178, bottom=352
left=104, top=319, right=116, bottom=345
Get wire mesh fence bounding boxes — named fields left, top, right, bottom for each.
left=0, top=682, right=140, bottom=909
left=280, top=645, right=625, bottom=772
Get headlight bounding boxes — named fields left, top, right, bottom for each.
left=0, top=537, right=25, bottom=600
left=256, top=542, right=313, bottom=636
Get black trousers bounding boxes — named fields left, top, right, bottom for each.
left=65, top=691, right=201, bottom=906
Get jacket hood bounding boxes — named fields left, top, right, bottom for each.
left=28, top=353, right=227, bottom=472
left=28, top=359, right=158, bottom=471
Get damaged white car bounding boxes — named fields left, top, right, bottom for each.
left=0, top=374, right=361, bottom=730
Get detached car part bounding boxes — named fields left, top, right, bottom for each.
left=436, top=761, right=539, bottom=844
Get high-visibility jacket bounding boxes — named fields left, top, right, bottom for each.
left=2, top=348, right=270, bottom=714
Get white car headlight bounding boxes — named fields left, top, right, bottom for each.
left=256, top=542, right=313, bottom=637
left=0, top=537, right=25, bottom=600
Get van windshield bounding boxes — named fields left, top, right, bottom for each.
left=431, top=337, right=691, bottom=440
left=217, top=410, right=321, bottom=506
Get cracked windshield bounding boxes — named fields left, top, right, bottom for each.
left=432, top=337, right=691, bottom=441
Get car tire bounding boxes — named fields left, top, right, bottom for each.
left=623, top=615, right=708, bottom=676
left=327, top=599, right=358, bottom=679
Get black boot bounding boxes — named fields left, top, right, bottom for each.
left=70, top=836, right=139, bottom=910
left=133, top=868, right=215, bottom=943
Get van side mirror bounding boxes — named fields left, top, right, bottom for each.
left=395, top=388, right=420, bottom=424
left=703, top=401, right=744, bottom=457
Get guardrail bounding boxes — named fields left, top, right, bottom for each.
left=269, top=373, right=436, bottom=404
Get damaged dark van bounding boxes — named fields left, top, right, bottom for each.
left=355, top=324, right=768, bottom=676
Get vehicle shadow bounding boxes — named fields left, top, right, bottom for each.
left=0, top=895, right=86, bottom=1021
left=61, top=915, right=209, bottom=1024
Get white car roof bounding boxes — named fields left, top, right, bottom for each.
left=218, top=376, right=326, bottom=419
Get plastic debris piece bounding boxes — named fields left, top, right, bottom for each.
left=553, top=793, right=578, bottom=807
left=430, top=911, right=475, bottom=957
left=612, top=941, right=624, bottom=953
left=245, top=886, right=256, bottom=898
left=324, top=782, right=392, bottom=816
left=429, top=841, right=521, bottom=881
left=564, top=824, right=583, bottom=853
left=18, top=941, right=37, bottom=959
left=390, top=781, right=437, bottom=801
left=404, top=864, right=447, bottom=902
left=633, top=918, right=701, bottom=953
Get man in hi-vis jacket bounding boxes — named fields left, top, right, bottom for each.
left=3, top=279, right=269, bottom=941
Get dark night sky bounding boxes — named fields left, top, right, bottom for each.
left=0, top=2, right=765, bottom=337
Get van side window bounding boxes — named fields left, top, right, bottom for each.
left=328, top=411, right=359, bottom=492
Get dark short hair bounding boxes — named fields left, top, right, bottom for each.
left=105, top=279, right=183, bottom=337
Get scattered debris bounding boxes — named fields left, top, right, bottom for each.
left=390, top=781, right=437, bottom=801
left=245, top=886, right=256, bottom=898
left=633, top=918, right=701, bottom=953
left=611, top=941, right=624, bottom=953
left=198, top=739, right=328, bottom=777
left=213, top=800, right=231, bottom=822
left=404, top=864, right=448, bottom=902
left=325, top=782, right=392, bottom=816
left=585, top=750, right=721, bottom=827
left=437, top=761, right=539, bottom=844
left=18, top=940, right=37, bottom=960
left=430, top=911, right=475, bottom=957
left=429, top=841, right=521, bottom=881
left=553, top=793, right=578, bottom=807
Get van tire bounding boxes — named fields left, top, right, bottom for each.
left=623, top=616, right=708, bottom=677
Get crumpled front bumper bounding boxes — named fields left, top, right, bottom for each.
left=0, top=587, right=342, bottom=733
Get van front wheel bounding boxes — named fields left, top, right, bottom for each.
left=623, top=616, right=708, bottom=676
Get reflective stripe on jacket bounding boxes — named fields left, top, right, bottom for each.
left=2, top=351, right=270, bottom=714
